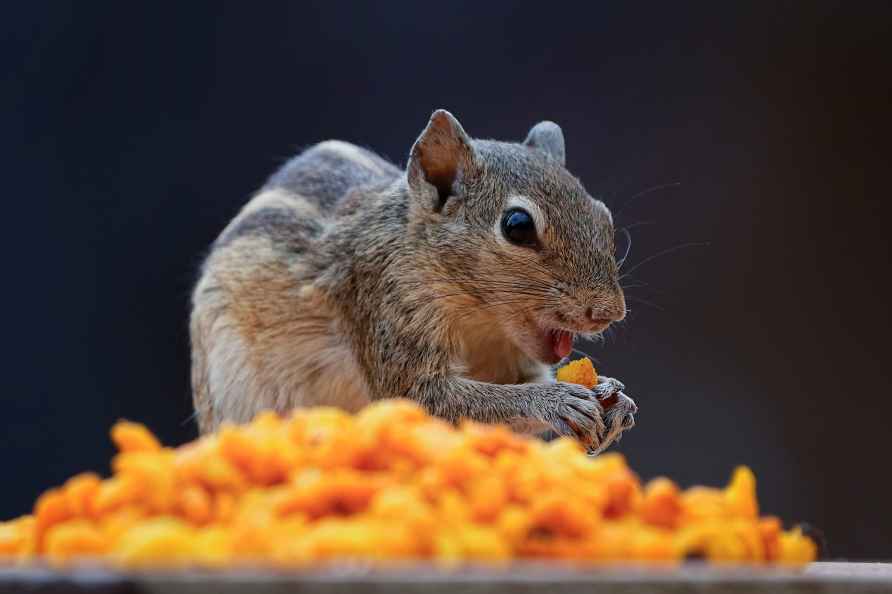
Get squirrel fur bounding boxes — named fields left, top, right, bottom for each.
left=190, top=110, right=636, bottom=452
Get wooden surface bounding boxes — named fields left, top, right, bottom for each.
left=0, top=562, right=890, bottom=593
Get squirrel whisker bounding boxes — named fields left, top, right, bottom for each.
left=623, top=295, right=664, bottom=312
left=619, top=241, right=709, bottom=280
left=613, top=181, right=681, bottom=218
left=616, top=226, right=633, bottom=270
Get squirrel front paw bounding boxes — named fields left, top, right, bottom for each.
left=535, top=383, right=607, bottom=452
left=590, top=376, right=637, bottom=455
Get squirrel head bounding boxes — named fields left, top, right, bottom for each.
left=406, top=110, right=625, bottom=365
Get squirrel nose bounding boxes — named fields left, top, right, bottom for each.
left=585, top=303, right=626, bottom=324
left=585, top=306, right=612, bottom=326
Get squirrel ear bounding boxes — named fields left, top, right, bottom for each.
left=408, top=109, right=476, bottom=211
left=524, top=121, right=565, bottom=165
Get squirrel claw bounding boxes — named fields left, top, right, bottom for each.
left=587, top=376, right=637, bottom=456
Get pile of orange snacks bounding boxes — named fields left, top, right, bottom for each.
left=0, top=366, right=816, bottom=570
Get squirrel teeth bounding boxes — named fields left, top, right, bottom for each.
left=551, top=330, right=574, bottom=360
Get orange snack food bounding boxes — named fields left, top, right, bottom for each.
left=555, top=357, right=598, bottom=389
left=0, top=400, right=816, bottom=569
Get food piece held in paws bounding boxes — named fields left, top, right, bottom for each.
left=555, top=357, right=598, bottom=389
left=556, top=357, right=619, bottom=409
left=555, top=360, right=635, bottom=455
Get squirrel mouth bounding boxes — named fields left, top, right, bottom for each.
left=548, top=329, right=575, bottom=362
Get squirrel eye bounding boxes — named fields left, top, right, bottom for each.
left=500, top=208, right=538, bottom=247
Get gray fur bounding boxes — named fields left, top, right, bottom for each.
left=191, top=109, right=635, bottom=451
left=215, top=207, right=324, bottom=250
left=524, top=121, right=566, bottom=165
left=266, top=141, right=400, bottom=211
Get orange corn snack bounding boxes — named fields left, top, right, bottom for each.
left=0, top=399, right=816, bottom=569
left=555, top=357, right=598, bottom=389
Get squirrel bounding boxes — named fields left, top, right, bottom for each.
left=190, top=110, right=637, bottom=453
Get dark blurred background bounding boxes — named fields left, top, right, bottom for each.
left=3, top=2, right=890, bottom=559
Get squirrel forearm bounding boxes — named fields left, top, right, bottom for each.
left=408, top=376, right=534, bottom=424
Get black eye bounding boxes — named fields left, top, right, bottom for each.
left=501, top=208, right=538, bottom=247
